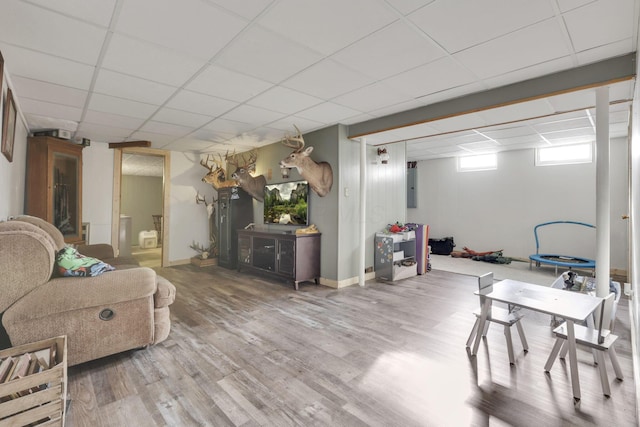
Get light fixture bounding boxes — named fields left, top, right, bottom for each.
left=281, top=167, right=291, bottom=178
left=377, top=147, right=389, bottom=164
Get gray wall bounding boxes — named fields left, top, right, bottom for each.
left=407, top=138, right=629, bottom=271
left=121, top=175, right=163, bottom=245
left=250, top=125, right=340, bottom=281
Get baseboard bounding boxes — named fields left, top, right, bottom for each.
left=319, top=272, right=376, bottom=288
left=170, top=258, right=191, bottom=266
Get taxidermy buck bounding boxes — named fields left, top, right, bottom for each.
left=200, top=153, right=237, bottom=190
left=229, top=149, right=267, bottom=202
left=280, top=125, right=333, bottom=197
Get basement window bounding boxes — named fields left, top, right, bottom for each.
left=535, top=142, right=593, bottom=166
left=457, top=154, right=497, bottom=172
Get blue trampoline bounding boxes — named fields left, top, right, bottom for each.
left=529, top=221, right=596, bottom=275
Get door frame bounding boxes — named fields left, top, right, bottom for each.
left=111, top=147, right=170, bottom=267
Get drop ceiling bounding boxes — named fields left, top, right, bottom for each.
left=0, top=0, right=637, bottom=162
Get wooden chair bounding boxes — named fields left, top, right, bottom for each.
left=466, top=272, right=529, bottom=365
left=544, top=292, right=623, bottom=397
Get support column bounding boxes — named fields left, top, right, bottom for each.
left=359, top=137, right=367, bottom=287
left=595, top=86, right=610, bottom=297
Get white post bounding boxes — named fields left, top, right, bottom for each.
left=595, top=86, right=610, bottom=298
left=359, top=137, right=367, bottom=287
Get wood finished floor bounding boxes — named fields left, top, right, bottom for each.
left=66, top=265, right=638, bottom=427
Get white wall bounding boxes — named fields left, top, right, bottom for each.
left=81, top=143, right=114, bottom=244
left=167, top=151, right=215, bottom=263
left=0, top=71, right=28, bottom=221
left=407, top=139, right=628, bottom=270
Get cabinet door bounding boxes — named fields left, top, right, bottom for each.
left=253, top=237, right=276, bottom=271
left=52, top=151, right=81, bottom=241
left=277, top=239, right=295, bottom=277
left=238, top=234, right=251, bottom=265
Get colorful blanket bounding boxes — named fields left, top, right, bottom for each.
left=56, top=246, right=115, bottom=277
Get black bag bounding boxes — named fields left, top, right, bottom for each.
left=429, top=237, right=455, bottom=255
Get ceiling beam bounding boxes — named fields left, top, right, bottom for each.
left=348, top=52, right=636, bottom=139
left=108, top=141, right=152, bottom=149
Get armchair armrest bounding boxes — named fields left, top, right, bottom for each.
left=76, top=243, right=115, bottom=260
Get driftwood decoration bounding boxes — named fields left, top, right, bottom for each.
left=279, top=125, right=333, bottom=197
left=191, top=192, right=218, bottom=258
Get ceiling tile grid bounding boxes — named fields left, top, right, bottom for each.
left=0, top=0, right=635, bottom=160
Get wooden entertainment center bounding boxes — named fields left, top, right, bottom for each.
left=237, top=229, right=321, bottom=290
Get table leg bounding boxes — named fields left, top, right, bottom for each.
left=565, top=320, right=581, bottom=402
left=471, top=299, right=491, bottom=356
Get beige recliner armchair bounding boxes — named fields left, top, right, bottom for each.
left=0, top=216, right=176, bottom=366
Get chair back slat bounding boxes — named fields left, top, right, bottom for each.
left=597, top=293, right=615, bottom=344
left=478, top=272, right=494, bottom=295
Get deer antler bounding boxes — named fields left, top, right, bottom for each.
left=281, top=124, right=305, bottom=152
left=200, top=154, right=216, bottom=171
left=227, top=149, right=257, bottom=170
left=195, top=193, right=207, bottom=205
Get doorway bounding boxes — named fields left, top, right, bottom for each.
left=112, top=148, right=170, bottom=267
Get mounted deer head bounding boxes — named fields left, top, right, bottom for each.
left=228, top=149, right=267, bottom=202
left=280, top=125, right=333, bottom=197
left=200, top=152, right=238, bottom=190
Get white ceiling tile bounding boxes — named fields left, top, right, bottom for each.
left=94, top=69, right=176, bottom=105
left=531, top=116, right=593, bottom=133
left=206, top=0, right=273, bottom=20
left=19, top=98, right=82, bottom=122
left=575, top=38, right=635, bottom=66
left=88, top=93, right=159, bottom=119
left=186, top=65, right=273, bottom=103
left=152, top=108, right=213, bottom=128
left=268, top=117, right=325, bottom=133
left=187, top=128, right=234, bottom=143
left=116, top=0, right=247, bottom=61
left=493, top=134, right=546, bottom=146
left=386, top=0, right=435, bottom=15
left=102, top=34, right=206, bottom=86
left=27, top=0, right=118, bottom=26
left=333, top=82, right=414, bottom=112
left=247, top=86, right=323, bottom=115
left=204, top=118, right=255, bottom=135
left=140, top=121, right=194, bottom=137
left=23, top=114, right=79, bottom=132
left=480, top=126, right=537, bottom=139
left=162, top=138, right=224, bottom=153
left=0, top=43, right=95, bottom=90
left=259, top=0, right=397, bottom=55
left=11, top=76, right=87, bottom=108
left=454, top=19, right=572, bottom=80
left=563, top=0, right=635, bottom=52
left=384, top=56, right=476, bottom=98
left=128, top=131, right=177, bottom=148
left=332, top=21, right=445, bottom=81
left=216, top=25, right=324, bottom=83
left=84, top=110, right=146, bottom=130
left=295, top=102, right=363, bottom=124
left=281, top=59, right=374, bottom=99
left=458, top=140, right=500, bottom=152
left=409, top=0, right=555, bottom=53
left=0, top=1, right=107, bottom=64
left=220, top=104, right=285, bottom=126
left=557, top=0, right=597, bottom=13
left=76, top=122, right=134, bottom=140
left=541, top=127, right=595, bottom=140
left=166, top=90, right=237, bottom=117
